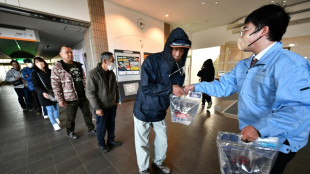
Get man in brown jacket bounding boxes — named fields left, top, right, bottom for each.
left=86, top=52, right=121, bottom=153
left=51, top=46, right=96, bottom=139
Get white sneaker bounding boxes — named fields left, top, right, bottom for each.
left=56, top=118, right=60, bottom=124
left=53, top=123, right=61, bottom=131
left=43, top=115, right=49, bottom=119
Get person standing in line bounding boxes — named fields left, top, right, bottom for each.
left=133, top=27, right=191, bottom=174
left=184, top=4, right=310, bottom=174
left=51, top=46, right=96, bottom=139
left=197, top=59, right=215, bottom=109
left=32, top=57, right=60, bottom=131
left=86, top=52, right=121, bottom=153
left=22, top=58, right=44, bottom=115
left=6, top=60, right=33, bottom=110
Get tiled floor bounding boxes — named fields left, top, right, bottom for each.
left=0, top=85, right=309, bottom=174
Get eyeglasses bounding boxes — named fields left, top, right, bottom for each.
left=240, top=29, right=249, bottom=37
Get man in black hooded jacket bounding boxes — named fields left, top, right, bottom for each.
left=133, top=28, right=191, bottom=174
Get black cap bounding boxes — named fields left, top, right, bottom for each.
left=23, top=58, right=32, bottom=63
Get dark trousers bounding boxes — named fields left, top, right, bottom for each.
left=202, top=93, right=211, bottom=104
left=95, top=105, right=117, bottom=146
left=270, top=151, right=296, bottom=174
left=30, top=90, right=42, bottom=112
left=23, top=87, right=33, bottom=109
left=14, top=87, right=32, bottom=109
left=65, top=97, right=95, bottom=134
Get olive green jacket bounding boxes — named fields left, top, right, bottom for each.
left=86, top=63, right=119, bottom=110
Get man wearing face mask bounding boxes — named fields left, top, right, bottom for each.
left=51, top=46, right=96, bottom=139
left=133, top=28, right=191, bottom=174
left=184, top=4, right=310, bottom=174
left=22, top=58, right=42, bottom=114
left=86, top=52, right=121, bottom=153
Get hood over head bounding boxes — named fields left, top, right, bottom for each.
left=163, top=27, right=191, bottom=69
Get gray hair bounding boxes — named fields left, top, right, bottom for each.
left=100, top=52, right=113, bottom=63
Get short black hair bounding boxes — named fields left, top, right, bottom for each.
left=10, top=60, right=19, bottom=65
left=244, top=4, right=290, bottom=41
left=33, top=57, right=49, bottom=72
left=100, top=52, right=113, bottom=63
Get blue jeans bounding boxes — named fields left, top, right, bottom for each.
left=45, top=103, right=59, bottom=125
left=95, top=105, right=116, bottom=147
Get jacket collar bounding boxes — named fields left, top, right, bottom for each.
left=245, top=41, right=283, bottom=68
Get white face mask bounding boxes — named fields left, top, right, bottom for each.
left=107, top=63, right=116, bottom=71
left=27, top=63, right=33, bottom=68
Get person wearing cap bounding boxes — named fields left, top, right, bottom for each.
left=22, top=58, right=46, bottom=115
left=133, top=27, right=191, bottom=174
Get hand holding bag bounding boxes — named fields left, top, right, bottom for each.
left=37, top=72, right=57, bottom=102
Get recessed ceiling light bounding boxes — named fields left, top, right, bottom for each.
left=283, top=0, right=287, bottom=3
left=215, top=1, right=218, bottom=4
left=165, top=14, right=169, bottom=17
left=201, top=0, right=206, bottom=5
left=289, top=43, right=295, bottom=47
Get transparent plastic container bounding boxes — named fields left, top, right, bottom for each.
left=217, top=131, right=280, bottom=174
left=169, top=92, right=201, bottom=125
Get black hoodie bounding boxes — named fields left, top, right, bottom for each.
left=133, top=28, right=191, bottom=122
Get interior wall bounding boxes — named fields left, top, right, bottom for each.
left=104, top=1, right=164, bottom=82
left=0, top=0, right=90, bottom=22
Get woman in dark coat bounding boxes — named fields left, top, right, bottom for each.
left=32, top=57, right=60, bottom=131
left=197, top=59, right=215, bottom=109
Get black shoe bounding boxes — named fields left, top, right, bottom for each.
left=139, top=169, right=150, bottom=174
left=152, top=162, right=171, bottom=174
left=98, top=145, right=109, bottom=153
left=68, top=132, right=79, bottom=139
left=107, top=140, right=121, bottom=146
left=88, top=129, right=96, bottom=135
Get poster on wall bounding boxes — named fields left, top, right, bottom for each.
left=73, top=49, right=87, bottom=74
left=114, top=49, right=140, bottom=76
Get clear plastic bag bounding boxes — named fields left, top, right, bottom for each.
left=216, top=131, right=280, bottom=174
left=169, top=92, right=201, bottom=125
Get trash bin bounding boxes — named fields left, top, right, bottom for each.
left=217, top=131, right=280, bottom=174
left=169, top=92, right=201, bottom=125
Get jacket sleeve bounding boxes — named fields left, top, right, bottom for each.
left=5, top=70, right=15, bottom=82
left=32, top=72, right=46, bottom=95
left=51, top=67, right=64, bottom=102
left=194, top=65, right=238, bottom=97
left=22, top=69, right=32, bottom=81
left=115, top=80, right=120, bottom=103
left=252, top=60, right=310, bottom=138
left=140, top=58, right=172, bottom=96
left=85, top=72, right=102, bottom=110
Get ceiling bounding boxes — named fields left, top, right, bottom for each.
left=0, top=6, right=88, bottom=59
left=0, top=0, right=309, bottom=60
left=106, top=0, right=310, bottom=32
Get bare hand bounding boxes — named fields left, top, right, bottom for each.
left=116, top=103, right=120, bottom=109
left=184, top=84, right=195, bottom=93
left=59, top=101, right=66, bottom=107
left=96, top=109, right=104, bottom=116
left=172, top=85, right=186, bottom=97
left=241, top=125, right=259, bottom=142
left=43, top=92, right=50, bottom=99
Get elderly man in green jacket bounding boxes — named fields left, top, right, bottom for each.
left=86, top=52, right=121, bottom=153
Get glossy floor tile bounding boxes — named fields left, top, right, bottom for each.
left=0, top=85, right=309, bottom=174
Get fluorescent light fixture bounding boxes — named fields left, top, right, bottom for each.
left=165, top=14, right=169, bottom=17
left=15, top=40, right=21, bottom=50
left=289, top=43, right=295, bottom=47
